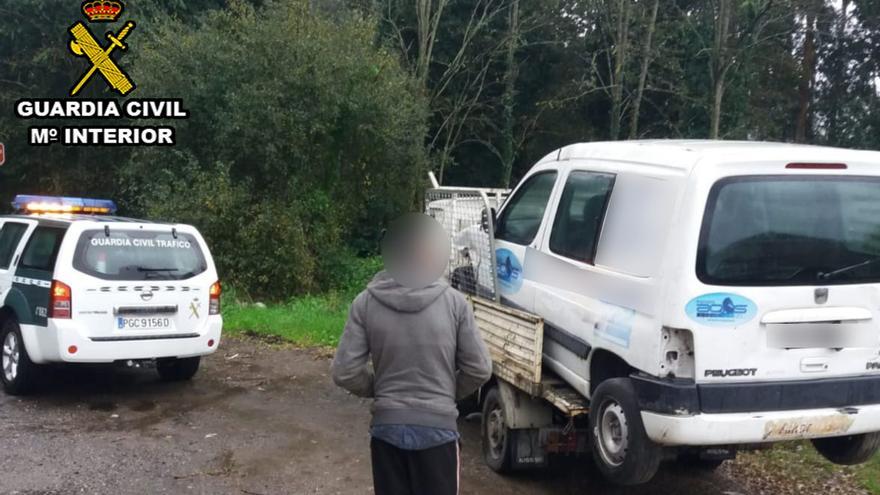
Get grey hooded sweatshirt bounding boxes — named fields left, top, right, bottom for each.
left=332, top=271, right=492, bottom=431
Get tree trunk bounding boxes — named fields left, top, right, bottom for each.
left=415, top=0, right=449, bottom=90
left=828, top=0, right=850, bottom=144
left=710, top=0, right=732, bottom=139
left=711, top=77, right=725, bottom=139
left=500, top=0, right=520, bottom=188
left=609, top=0, right=630, bottom=141
left=795, top=13, right=816, bottom=143
left=628, top=0, right=659, bottom=140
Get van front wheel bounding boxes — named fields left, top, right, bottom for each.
left=157, top=357, right=201, bottom=382
left=589, top=378, right=662, bottom=485
left=813, top=433, right=880, bottom=465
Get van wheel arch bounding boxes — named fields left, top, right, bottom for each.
left=589, top=349, right=634, bottom=396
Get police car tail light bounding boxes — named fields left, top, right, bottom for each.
left=11, top=195, right=117, bottom=215
left=49, top=280, right=72, bottom=319
left=209, top=281, right=222, bottom=315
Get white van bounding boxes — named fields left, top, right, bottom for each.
left=434, top=140, right=880, bottom=485
left=0, top=196, right=222, bottom=395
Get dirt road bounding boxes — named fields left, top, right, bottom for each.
left=0, top=336, right=751, bottom=495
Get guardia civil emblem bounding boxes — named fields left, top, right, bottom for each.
left=68, top=1, right=136, bottom=96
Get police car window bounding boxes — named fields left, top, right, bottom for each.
left=495, top=172, right=558, bottom=245
left=549, top=171, right=615, bottom=264
left=698, top=176, right=880, bottom=286
left=20, top=227, right=66, bottom=272
left=0, top=222, right=28, bottom=270
left=73, top=230, right=207, bottom=281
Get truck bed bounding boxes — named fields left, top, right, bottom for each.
left=472, top=297, right=589, bottom=417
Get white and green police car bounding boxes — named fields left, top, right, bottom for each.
left=0, top=195, right=222, bottom=395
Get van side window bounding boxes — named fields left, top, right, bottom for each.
left=0, top=223, right=28, bottom=269
left=20, top=227, right=66, bottom=272
left=495, top=171, right=558, bottom=245
left=549, top=171, right=615, bottom=264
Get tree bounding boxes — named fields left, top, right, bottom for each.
left=378, top=0, right=508, bottom=183
left=629, top=0, right=660, bottom=139
left=693, top=0, right=783, bottom=138
left=123, top=1, right=429, bottom=296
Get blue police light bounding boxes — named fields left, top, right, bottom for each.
left=12, top=195, right=117, bottom=215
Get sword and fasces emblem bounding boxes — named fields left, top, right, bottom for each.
left=68, top=1, right=136, bottom=96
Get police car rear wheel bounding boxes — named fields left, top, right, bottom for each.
left=812, top=432, right=880, bottom=465
left=589, top=378, right=662, bottom=485
left=0, top=319, right=39, bottom=395
left=156, top=357, right=201, bottom=382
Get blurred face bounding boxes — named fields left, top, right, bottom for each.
left=381, top=213, right=450, bottom=288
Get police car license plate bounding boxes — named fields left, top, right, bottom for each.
left=117, top=316, right=172, bottom=330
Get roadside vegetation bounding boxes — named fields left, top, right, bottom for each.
left=729, top=442, right=880, bottom=495
left=3, top=0, right=879, bottom=302
left=222, top=257, right=381, bottom=347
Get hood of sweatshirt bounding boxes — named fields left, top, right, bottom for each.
left=367, top=271, right=449, bottom=313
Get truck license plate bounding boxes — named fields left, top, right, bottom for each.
left=763, top=415, right=854, bottom=441
left=117, top=316, right=172, bottom=330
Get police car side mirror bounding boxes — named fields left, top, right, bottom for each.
left=481, top=207, right=496, bottom=234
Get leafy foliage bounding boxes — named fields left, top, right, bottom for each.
left=1, top=0, right=878, bottom=298
left=121, top=1, right=427, bottom=298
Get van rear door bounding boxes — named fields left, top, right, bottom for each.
left=691, top=174, right=880, bottom=384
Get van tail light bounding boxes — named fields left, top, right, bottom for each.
left=209, top=281, right=221, bottom=315
left=49, top=280, right=72, bottom=319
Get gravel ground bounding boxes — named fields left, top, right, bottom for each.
left=1, top=336, right=759, bottom=495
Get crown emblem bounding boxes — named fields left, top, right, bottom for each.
left=81, top=1, right=123, bottom=22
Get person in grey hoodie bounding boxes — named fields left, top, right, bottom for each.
left=332, top=214, right=492, bottom=495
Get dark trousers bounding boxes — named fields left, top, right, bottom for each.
left=370, top=438, right=459, bottom=495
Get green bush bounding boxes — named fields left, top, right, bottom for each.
left=121, top=1, right=427, bottom=299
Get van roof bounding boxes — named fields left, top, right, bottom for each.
left=542, top=140, right=880, bottom=173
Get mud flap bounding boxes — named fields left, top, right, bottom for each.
left=510, top=429, right=548, bottom=469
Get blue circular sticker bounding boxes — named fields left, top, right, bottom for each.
left=685, top=293, right=757, bottom=327
left=496, top=248, right=523, bottom=294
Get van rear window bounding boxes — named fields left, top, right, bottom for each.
left=698, top=176, right=880, bottom=286
left=73, top=230, right=207, bottom=281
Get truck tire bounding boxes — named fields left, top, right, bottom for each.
left=1, top=318, right=40, bottom=395
left=481, top=386, right=514, bottom=473
left=812, top=433, right=880, bottom=465
left=157, top=356, right=201, bottom=382
left=589, top=378, right=662, bottom=485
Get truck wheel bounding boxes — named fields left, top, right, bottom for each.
left=157, top=357, right=201, bottom=382
left=1, top=319, right=40, bottom=395
left=482, top=386, right=514, bottom=473
left=812, top=433, right=880, bottom=465
left=589, top=378, right=662, bottom=485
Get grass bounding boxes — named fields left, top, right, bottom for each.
left=221, top=255, right=380, bottom=347
left=860, top=454, right=880, bottom=493
left=222, top=292, right=351, bottom=347
left=733, top=441, right=880, bottom=494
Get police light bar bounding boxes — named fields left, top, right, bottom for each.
left=12, top=195, right=117, bottom=215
